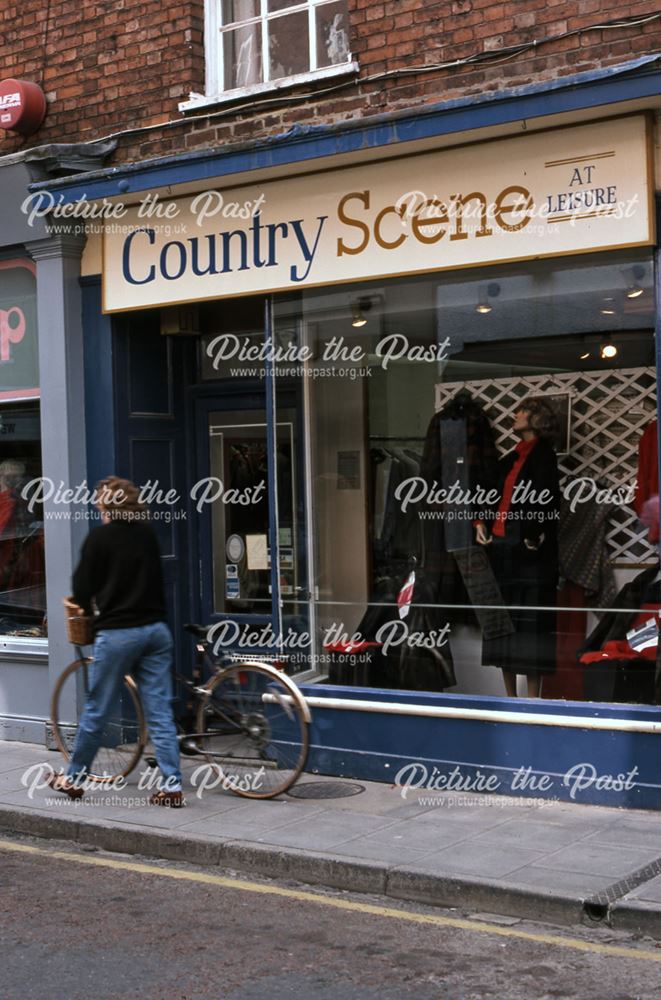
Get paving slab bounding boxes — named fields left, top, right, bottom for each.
left=0, top=768, right=36, bottom=793
left=499, top=866, right=617, bottom=896
left=401, top=841, right=546, bottom=878
left=469, top=818, right=601, bottom=852
left=581, top=820, right=661, bottom=851
left=2, top=739, right=661, bottom=937
left=352, top=819, right=472, bottom=852
left=531, top=842, right=661, bottom=878
left=177, top=802, right=330, bottom=839
left=251, top=810, right=399, bottom=850
left=325, top=839, right=438, bottom=866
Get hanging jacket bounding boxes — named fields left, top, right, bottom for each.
left=420, top=393, right=499, bottom=614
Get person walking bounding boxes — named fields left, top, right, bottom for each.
left=48, top=476, right=184, bottom=807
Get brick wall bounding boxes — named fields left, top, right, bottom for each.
left=1, top=0, right=660, bottom=165
left=0, top=0, right=204, bottom=152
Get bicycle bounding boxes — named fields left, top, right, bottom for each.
left=50, top=623, right=311, bottom=799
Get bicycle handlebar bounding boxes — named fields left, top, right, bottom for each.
left=184, top=623, right=290, bottom=671
left=183, top=623, right=208, bottom=639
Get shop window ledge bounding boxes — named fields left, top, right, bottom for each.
left=0, top=636, right=48, bottom=660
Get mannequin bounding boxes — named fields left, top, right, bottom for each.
left=476, top=397, right=560, bottom=698
left=420, top=389, right=499, bottom=624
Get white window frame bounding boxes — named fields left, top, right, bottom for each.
left=180, top=0, right=358, bottom=111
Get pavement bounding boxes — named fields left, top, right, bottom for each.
left=2, top=739, right=661, bottom=938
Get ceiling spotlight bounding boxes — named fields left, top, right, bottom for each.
left=475, top=282, right=500, bottom=315
left=351, top=297, right=374, bottom=328
left=626, top=286, right=644, bottom=299
left=600, top=340, right=617, bottom=360
left=351, top=303, right=367, bottom=328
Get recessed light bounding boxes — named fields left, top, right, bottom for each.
left=600, top=341, right=617, bottom=360
left=626, top=286, right=644, bottom=299
left=579, top=351, right=590, bottom=360
left=475, top=303, right=492, bottom=314
left=600, top=308, right=615, bottom=316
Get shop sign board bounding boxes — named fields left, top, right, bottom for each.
left=0, top=261, right=39, bottom=398
left=102, top=115, right=654, bottom=313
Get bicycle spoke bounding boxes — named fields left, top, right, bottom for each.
left=197, top=664, right=309, bottom=798
left=51, top=659, right=146, bottom=782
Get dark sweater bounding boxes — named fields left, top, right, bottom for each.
left=72, top=520, right=167, bottom=631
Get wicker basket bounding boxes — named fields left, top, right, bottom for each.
left=63, top=597, right=94, bottom=646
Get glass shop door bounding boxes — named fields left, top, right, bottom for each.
left=194, top=299, right=313, bottom=675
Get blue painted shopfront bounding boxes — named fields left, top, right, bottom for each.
left=58, top=60, right=661, bottom=809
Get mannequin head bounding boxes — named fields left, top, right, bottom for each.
left=0, top=459, right=25, bottom=493
left=513, top=397, right=558, bottom=443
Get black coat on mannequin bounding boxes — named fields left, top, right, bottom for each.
left=482, top=436, right=560, bottom=677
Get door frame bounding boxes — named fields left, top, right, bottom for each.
left=189, top=384, right=280, bottom=642
left=187, top=299, right=319, bottom=676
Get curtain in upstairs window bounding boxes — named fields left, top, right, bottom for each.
left=222, top=0, right=262, bottom=89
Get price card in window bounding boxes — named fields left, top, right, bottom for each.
left=246, top=533, right=268, bottom=570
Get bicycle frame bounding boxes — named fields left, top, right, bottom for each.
left=55, top=627, right=311, bottom=795
left=71, top=632, right=312, bottom=745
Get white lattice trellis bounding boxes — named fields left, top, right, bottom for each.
left=435, top=367, right=657, bottom=565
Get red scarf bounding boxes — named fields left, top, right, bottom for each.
left=493, top=438, right=538, bottom=538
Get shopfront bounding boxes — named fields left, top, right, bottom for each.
left=20, top=100, right=661, bottom=807
left=0, top=256, right=48, bottom=737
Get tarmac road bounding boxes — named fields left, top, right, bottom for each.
left=2, top=832, right=661, bottom=1000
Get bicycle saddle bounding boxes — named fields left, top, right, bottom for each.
left=183, top=623, right=208, bottom=638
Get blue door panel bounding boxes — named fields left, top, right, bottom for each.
left=113, top=311, right=196, bottom=692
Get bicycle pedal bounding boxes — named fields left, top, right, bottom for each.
left=145, top=756, right=158, bottom=768
left=180, top=738, right=201, bottom=757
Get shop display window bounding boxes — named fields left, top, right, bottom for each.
left=0, top=402, right=45, bottom=635
left=271, top=250, right=659, bottom=704
left=0, top=261, right=45, bottom=638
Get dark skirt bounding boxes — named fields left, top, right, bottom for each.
left=482, top=538, right=558, bottom=677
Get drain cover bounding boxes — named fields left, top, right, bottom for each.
left=287, top=781, right=365, bottom=799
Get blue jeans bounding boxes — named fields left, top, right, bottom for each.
left=67, top=622, right=182, bottom=790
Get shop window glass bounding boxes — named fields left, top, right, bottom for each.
left=268, top=10, right=309, bottom=80
left=315, top=0, right=349, bottom=68
left=206, top=409, right=296, bottom=617
left=272, top=250, right=659, bottom=705
left=0, top=261, right=46, bottom=638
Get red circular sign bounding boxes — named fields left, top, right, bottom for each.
left=0, top=79, right=46, bottom=136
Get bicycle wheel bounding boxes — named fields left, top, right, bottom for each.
left=50, top=657, right=147, bottom=782
left=195, top=662, right=310, bottom=798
